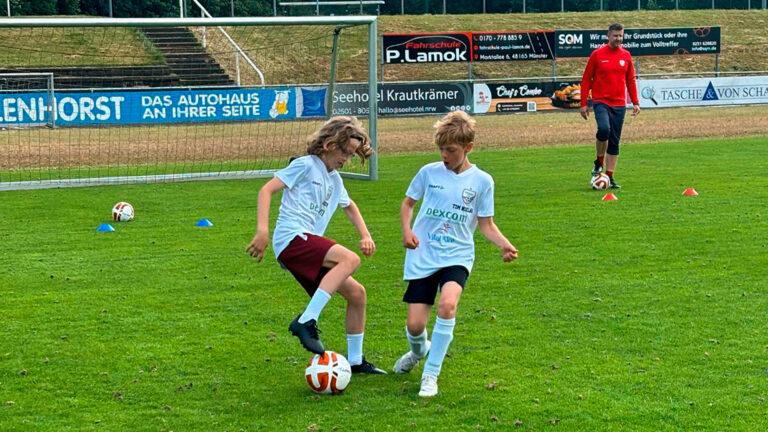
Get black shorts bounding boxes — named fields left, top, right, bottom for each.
left=403, top=266, right=469, bottom=305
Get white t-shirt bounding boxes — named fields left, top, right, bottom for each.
left=403, top=162, right=495, bottom=280
left=272, top=155, right=351, bottom=258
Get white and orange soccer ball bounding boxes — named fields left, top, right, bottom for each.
left=305, top=351, right=351, bottom=395
left=112, top=202, right=135, bottom=222
left=590, top=173, right=611, bottom=190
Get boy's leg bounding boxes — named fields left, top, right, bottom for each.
left=336, top=276, right=366, bottom=335
left=393, top=304, right=432, bottom=374
left=337, top=276, right=386, bottom=374
left=298, top=243, right=361, bottom=323
left=420, top=282, right=463, bottom=397
left=395, top=273, right=439, bottom=374
left=286, top=241, right=361, bottom=355
left=319, top=243, right=362, bottom=295
left=406, top=304, right=432, bottom=357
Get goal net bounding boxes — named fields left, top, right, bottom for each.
left=0, top=17, right=378, bottom=191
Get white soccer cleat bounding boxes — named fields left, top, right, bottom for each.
left=393, top=341, right=430, bottom=374
left=418, top=374, right=438, bottom=397
left=393, top=351, right=419, bottom=374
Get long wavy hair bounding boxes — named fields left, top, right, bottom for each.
left=306, top=116, right=373, bottom=162
left=434, top=110, right=475, bottom=148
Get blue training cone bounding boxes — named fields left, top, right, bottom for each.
left=195, top=218, right=213, bottom=228
left=97, top=223, right=115, bottom=232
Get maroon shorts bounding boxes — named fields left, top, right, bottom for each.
left=278, top=233, right=336, bottom=296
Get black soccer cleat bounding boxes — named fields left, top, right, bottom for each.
left=288, top=315, right=325, bottom=355
left=351, top=357, right=387, bottom=375
left=591, top=164, right=603, bottom=177
left=609, top=178, right=622, bottom=189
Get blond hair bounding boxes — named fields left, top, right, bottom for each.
left=306, top=116, right=373, bottom=162
left=434, top=110, right=476, bottom=148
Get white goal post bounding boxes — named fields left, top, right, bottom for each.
left=0, top=16, right=378, bottom=191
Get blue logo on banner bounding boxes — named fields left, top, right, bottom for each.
left=299, top=87, right=327, bottom=117
left=0, top=87, right=297, bottom=126
left=703, top=82, right=719, bottom=101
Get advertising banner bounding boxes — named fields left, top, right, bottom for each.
left=471, top=31, right=555, bottom=61
left=332, top=82, right=471, bottom=116
left=637, top=76, right=768, bottom=108
left=382, top=32, right=472, bottom=64
left=0, top=87, right=297, bottom=127
left=555, top=27, right=720, bottom=58
left=473, top=81, right=582, bottom=114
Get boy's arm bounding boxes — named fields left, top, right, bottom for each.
left=246, top=177, right=286, bottom=262
left=400, top=196, right=419, bottom=249
left=342, top=199, right=376, bottom=257
left=478, top=216, right=518, bottom=262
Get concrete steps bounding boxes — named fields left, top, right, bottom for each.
left=139, top=27, right=234, bottom=87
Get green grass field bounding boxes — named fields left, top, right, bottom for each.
left=1, top=136, right=767, bottom=431
left=0, top=25, right=162, bottom=67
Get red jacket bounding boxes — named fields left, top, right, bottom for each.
left=580, top=44, right=639, bottom=108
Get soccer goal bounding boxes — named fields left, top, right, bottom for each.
left=0, top=16, right=378, bottom=191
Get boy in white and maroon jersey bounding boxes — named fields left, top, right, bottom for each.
left=246, top=116, right=385, bottom=375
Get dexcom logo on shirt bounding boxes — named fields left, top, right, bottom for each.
left=424, top=207, right=469, bottom=224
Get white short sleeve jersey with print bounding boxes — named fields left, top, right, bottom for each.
left=272, top=155, right=351, bottom=258
left=403, top=161, right=495, bottom=280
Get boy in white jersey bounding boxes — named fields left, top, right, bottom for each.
left=246, top=116, right=386, bottom=374
left=395, top=111, right=518, bottom=396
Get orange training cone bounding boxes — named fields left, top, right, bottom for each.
left=683, top=187, right=699, bottom=197
left=602, top=193, right=618, bottom=201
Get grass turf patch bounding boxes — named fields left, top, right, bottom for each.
left=0, top=136, right=766, bottom=431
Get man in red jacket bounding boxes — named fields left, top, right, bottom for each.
left=580, top=23, right=640, bottom=189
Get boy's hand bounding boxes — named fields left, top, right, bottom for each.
left=359, top=235, right=376, bottom=257
left=402, top=231, right=420, bottom=249
left=501, top=242, right=518, bottom=262
left=246, top=231, right=269, bottom=262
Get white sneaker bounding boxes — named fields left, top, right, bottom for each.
left=418, top=375, right=438, bottom=397
left=393, top=341, right=430, bottom=374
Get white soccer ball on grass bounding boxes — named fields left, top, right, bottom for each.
left=112, top=202, right=135, bottom=222
left=305, top=351, right=351, bottom=395
left=590, top=173, right=611, bottom=190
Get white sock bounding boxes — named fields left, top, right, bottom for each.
left=346, top=333, right=364, bottom=366
left=406, top=327, right=429, bottom=358
left=298, top=288, right=332, bottom=324
left=422, top=317, right=455, bottom=378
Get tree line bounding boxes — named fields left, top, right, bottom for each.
left=5, top=0, right=757, bottom=17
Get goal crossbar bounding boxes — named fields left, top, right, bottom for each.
left=0, top=16, right=378, bottom=28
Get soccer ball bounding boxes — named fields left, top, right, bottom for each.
left=590, top=173, right=611, bottom=190
left=112, top=202, right=135, bottom=222
left=305, top=351, right=351, bottom=395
